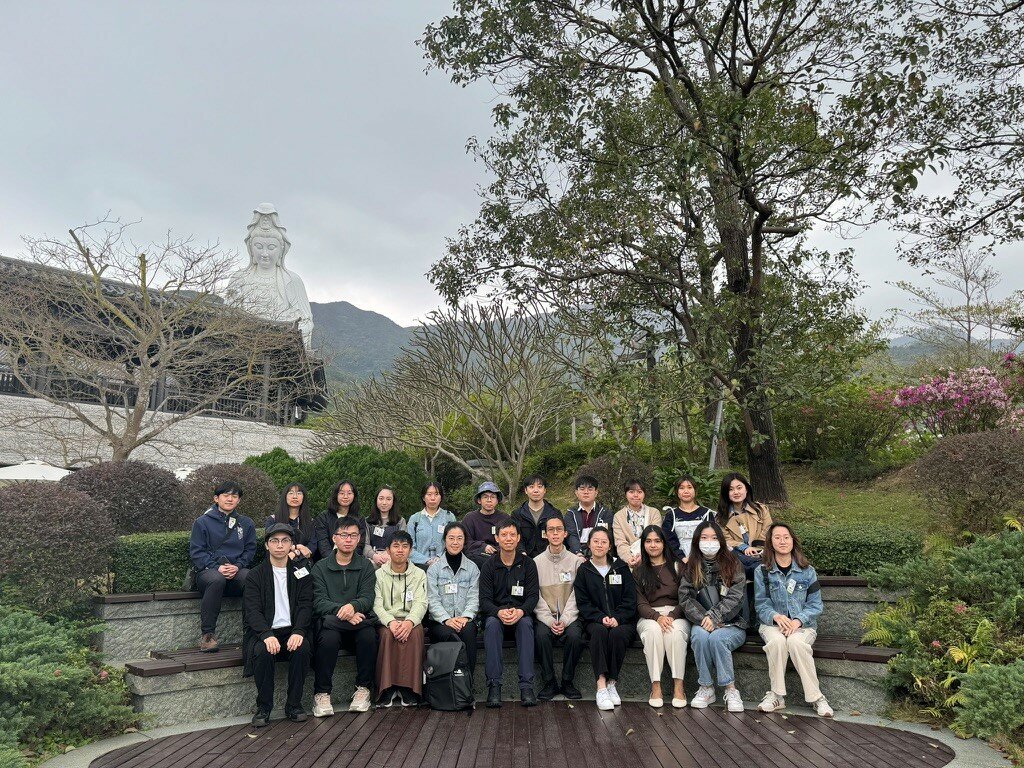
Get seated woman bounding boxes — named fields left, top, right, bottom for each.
left=716, top=472, right=773, bottom=576
left=679, top=521, right=748, bottom=713
left=635, top=525, right=688, bottom=708
left=265, top=483, right=315, bottom=561
left=372, top=531, right=428, bottom=706
left=312, top=480, right=367, bottom=562
left=426, top=522, right=481, bottom=671
left=754, top=522, right=833, bottom=717
left=363, top=486, right=408, bottom=569
left=612, top=478, right=662, bottom=569
left=573, top=527, right=637, bottom=711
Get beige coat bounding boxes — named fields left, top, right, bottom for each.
left=723, top=503, right=773, bottom=552
left=612, top=504, right=663, bottom=563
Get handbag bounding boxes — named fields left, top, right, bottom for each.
left=182, top=513, right=238, bottom=591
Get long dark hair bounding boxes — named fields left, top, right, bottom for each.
left=367, top=485, right=401, bottom=526
left=716, top=472, right=765, bottom=526
left=327, top=480, right=360, bottom=517
left=763, top=522, right=810, bottom=570
left=274, top=482, right=312, bottom=534
left=682, top=520, right=740, bottom=589
left=634, top=525, right=679, bottom=596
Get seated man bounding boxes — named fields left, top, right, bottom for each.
left=242, top=523, right=313, bottom=727
left=311, top=517, right=378, bottom=716
left=373, top=531, right=428, bottom=706
left=479, top=520, right=539, bottom=708
left=534, top=516, right=584, bottom=700
left=463, top=481, right=513, bottom=567
left=189, top=480, right=256, bottom=652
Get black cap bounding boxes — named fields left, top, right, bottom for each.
left=264, top=523, right=295, bottom=543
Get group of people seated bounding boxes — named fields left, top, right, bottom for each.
left=187, top=472, right=833, bottom=727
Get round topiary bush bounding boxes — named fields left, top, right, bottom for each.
left=577, top=453, right=655, bottom=508
left=183, top=463, right=279, bottom=524
left=61, top=460, right=190, bottom=534
left=302, top=445, right=428, bottom=515
left=0, top=481, right=115, bottom=614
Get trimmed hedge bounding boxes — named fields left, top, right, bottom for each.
left=789, top=522, right=923, bottom=576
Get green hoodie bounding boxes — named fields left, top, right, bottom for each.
left=311, top=552, right=377, bottom=619
left=373, top=561, right=428, bottom=626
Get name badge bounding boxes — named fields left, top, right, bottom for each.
left=294, top=567, right=309, bottom=579
left=596, top=521, right=608, bottom=528
left=373, top=526, right=385, bottom=537
left=786, top=579, right=797, bottom=594
left=559, top=572, right=572, bottom=583
left=609, top=574, right=622, bottom=585
left=227, top=517, right=236, bottom=529
left=490, top=525, right=497, bottom=536
left=511, top=585, right=524, bottom=597
left=541, top=530, right=548, bottom=539
left=719, top=584, right=729, bottom=597
left=581, top=527, right=593, bottom=543
left=444, top=583, right=458, bottom=595
left=437, top=524, right=445, bottom=534
left=405, top=590, right=415, bottom=602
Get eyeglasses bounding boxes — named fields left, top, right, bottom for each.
left=546, top=527, right=565, bottom=533
left=268, top=538, right=292, bottom=545
left=334, top=532, right=359, bottom=540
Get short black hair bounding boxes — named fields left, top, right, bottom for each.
left=333, top=516, right=362, bottom=534
left=213, top=480, right=243, bottom=497
left=389, top=530, right=413, bottom=547
left=522, top=474, right=547, bottom=489
left=544, top=516, right=566, bottom=531
left=623, top=477, right=647, bottom=493
left=496, top=520, right=521, bottom=537
left=574, top=474, right=599, bottom=490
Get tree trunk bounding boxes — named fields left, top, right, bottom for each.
left=741, top=400, right=788, bottom=503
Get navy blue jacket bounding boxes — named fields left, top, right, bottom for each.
left=189, top=505, right=257, bottom=571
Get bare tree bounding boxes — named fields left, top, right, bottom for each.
left=0, top=221, right=322, bottom=463
left=315, top=302, right=575, bottom=497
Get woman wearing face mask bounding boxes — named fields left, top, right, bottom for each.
left=679, top=521, right=748, bottom=713
left=363, top=486, right=408, bottom=568
left=754, top=523, right=833, bottom=718
left=715, top=473, right=773, bottom=576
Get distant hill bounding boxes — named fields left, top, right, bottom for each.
left=311, top=301, right=413, bottom=386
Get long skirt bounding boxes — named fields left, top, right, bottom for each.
left=376, top=623, right=425, bottom=696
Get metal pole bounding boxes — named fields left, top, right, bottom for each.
left=708, top=394, right=725, bottom=472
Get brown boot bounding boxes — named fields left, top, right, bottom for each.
left=200, top=632, right=219, bottom=652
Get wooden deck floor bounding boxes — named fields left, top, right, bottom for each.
left=91, top=703, right=955, bottom=768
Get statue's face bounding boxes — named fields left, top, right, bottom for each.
left=249, top=235, right=282, bottom=273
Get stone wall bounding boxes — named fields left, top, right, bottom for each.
left=0, top=394, right=315, bottom=469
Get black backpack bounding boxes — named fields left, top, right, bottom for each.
left=424, top=641, right=475, bottom=712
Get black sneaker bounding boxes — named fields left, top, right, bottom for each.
left=537, top=680, right=559, bottom=700
left=286, top=709, right=307, bottom=723
left=560, top=681, right=582, bottom=700
left=520, top=686, right=537, bottom=707
left=487, top=683, right=502, bottom=708
left=251, top=710, right=271, bottom=728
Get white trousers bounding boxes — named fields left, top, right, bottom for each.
left=638, top=607, right=690, bottom=681
left=758, top=624, right=823, bottom=702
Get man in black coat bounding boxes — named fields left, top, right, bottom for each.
left=243, top=523, right=314, bottom=727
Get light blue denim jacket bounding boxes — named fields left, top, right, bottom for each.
left=426, top=555, right=480, bottom=623
left=754, top=561, right=824, bottom=629
left=408, top=508, right=458, bottom=565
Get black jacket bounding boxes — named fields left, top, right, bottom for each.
left=311, top=510, right=368, bottom=563
left=241, top=558, right=314, bottom=676
left=511, top=501, right=563, bottom=558
left=479, top=551, right=540, bottom=617
left=564, top=503, right=615, bottom=556
left=573, top=558, right=638, bottom=625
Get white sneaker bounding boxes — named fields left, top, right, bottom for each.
left=607, top=682, right=621, bottom=706
left=312, top=693, right=334, bottom=717
left=758, top=691, right=786, bottom=712
left=349, top=686, right=372, bottom=713
left=690, top=686, right=716, bottom=709
left=724, top=688, right=744, bottom=713
left=596, top=688, right=614, bottom=711
left=814, top=697, right=834, bottom=718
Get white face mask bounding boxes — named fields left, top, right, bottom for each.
left=698, top=541, right=721, bottom=557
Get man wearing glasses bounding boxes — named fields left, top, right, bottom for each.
left=310, top=517, right=378, bottom=715
left=533, top=516, right=584, bottom=700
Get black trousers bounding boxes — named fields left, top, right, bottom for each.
left=535, top=620, right=585, bottom=684
left=197, top=567, right=249, bottom=635
left=427, top=619, right=478, bottom=672
left=314, top=620, right=378, bottom=692
left=252, top=627, right=311, bottom=714
left=586, top=622, right=635, bottom=681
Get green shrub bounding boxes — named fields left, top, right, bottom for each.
left=445, top=484, right=479, bottom=516
left=577, top=454, right=655, bottom=507
left=0, top=483, right=115, bottom=615
left=61, top=460, right=190, bottom=534
left=786, top=523, right=923, bottom=576
left=300, top=446, right=427, bottom=514
left=953, top=660, right=1024, bottom=739
left=0, top=605, right=137, bottom=760
left=244, top=447, right=305, bottom=490
left=430, top=455, right=472, bottom=493
left=652, top=463, right=729, bottom=506
left=183, top=463, right=279, bottom=524
left=522, top=439, right=620, bottom=479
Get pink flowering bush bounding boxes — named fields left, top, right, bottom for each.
left=893, top=367, right=1013, bottom=438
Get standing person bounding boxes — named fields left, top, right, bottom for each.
left=755, top=523, right=833, bottom=717
left=533, top=516, right=584, bottom=700
left=573, top=528, right=637, bottom=711
left=635, top=525, right=688, bottom=708
left=312, top=481, right=367, bottom=563
left=373, top=531, right=428, bottom=706
left=479, top=520, right=539, bottom=708
left=662, top=475, right=714, bottom=561
left=612, top=479, right=662, bottom=568
left=716, top=472, right=773, bottom=575
left=511, top=475, right=563, bottom=558
left=189, top=481, right=257, bottom=652
left=363, top=486, right=408, bottom=569
left=409, top=481, right=457, bottom=569
left=265, top=483, right=315, bottom=561
left=242, top=523, right=313, bottom=727
left=463, top=481, right=513, bottom=567
left=680, top=521, right=748, bottom=713
left=426, top=522, right=481, bottom=672
left=310, top=517, right=378, bottom=716
left=564, top=475, right=615, bottom=559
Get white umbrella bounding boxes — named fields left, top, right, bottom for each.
left=0, top=459, right=72, bottom=482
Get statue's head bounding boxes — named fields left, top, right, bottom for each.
left=244, top=203, right=291, bottom=274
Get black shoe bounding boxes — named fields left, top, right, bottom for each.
left=251, top=710, right=271, bottom=728
left=537, top=681, right=559, bottom=701
left=286, top=709, right=307, bottom=723
left=487, top=684, right=502, bottom=708
left=560, top=681, right=582, bottom=700
left=521, top=686, right=537, bottom=707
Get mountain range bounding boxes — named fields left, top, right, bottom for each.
left=311, top=301, right=414, bottom=387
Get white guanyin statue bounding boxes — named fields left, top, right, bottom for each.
left=226, top=203, right=314, bottom=348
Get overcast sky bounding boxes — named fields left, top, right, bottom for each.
left=1, top=2, right=1019, bottom=328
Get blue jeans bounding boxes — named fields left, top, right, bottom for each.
left=484, top=615, right=535, bottom=688
left=690, top=624, right=746, bottom=687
